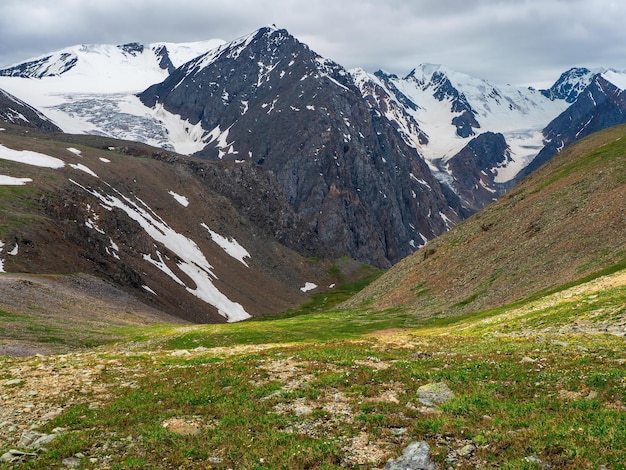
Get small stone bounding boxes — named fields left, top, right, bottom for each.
left=520, top=357, right=537, bottom=363
left=94, top=364, right=107, bottom=372
left=18, top=430, right=45, bottom=447
left=1, top=449, right=37, bottom=463
left=170, top=349, right=191, bottom=357
left=586, top=391, right=599, bottom=400
left=32, top=433, right=58, bottom=448
left=41, top=408, right=64, bottom=420
left=390, top=427, right=408, bottom=436
left=62, top=456, right=81, bottom=468
left=457, top=444, right=476, bottom=457
left=4, top=379, right=23, bottom=386
left=411, top=351, right=432, bottom=360
left=385, top=441, right=436, bottom=470
left=417, top=382, right=455, bottom=407
left=0, top=451, right=16, bottom=463
left=293, top=404, right=313, bottom=416
left=446, top=450, right=458, bottom=463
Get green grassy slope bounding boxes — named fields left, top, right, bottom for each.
left=1, top=267, right=624, bottom=469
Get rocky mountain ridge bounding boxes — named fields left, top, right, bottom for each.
left=139, top=27, right=465, bottom=266
left=0, top=88, right=61, bottom=132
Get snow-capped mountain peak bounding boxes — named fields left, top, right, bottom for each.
left=0, top=38, right=226, bottom=152
left=357, top=64, right=569, bottom=163
left=0, top=39, right=225, bottom=92
left=540, top=67, right=599, bottom=103
left=2, top=26, right=624, bottom=226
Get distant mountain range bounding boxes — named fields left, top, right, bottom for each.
left=1, top=26, right=626, bottom=270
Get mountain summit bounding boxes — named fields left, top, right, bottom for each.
left=139, top=27, right=465, bottom=266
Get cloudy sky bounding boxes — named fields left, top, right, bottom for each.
left=0, top=0, right=624, bottom=87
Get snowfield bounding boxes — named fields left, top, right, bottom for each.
left=0, top=39, right=225, bottom=154
left=168, top=190, right=190, bottom=207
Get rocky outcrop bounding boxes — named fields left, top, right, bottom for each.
left=384, top=441, right=437, bottom=470
left=446, top=132, right=511, bottom=211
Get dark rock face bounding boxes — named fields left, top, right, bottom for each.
left=118, top=42, right=144, bottom=55
left=540, top=67, right=594, bottom=103
left=415, top=69, right=480, bottom=138
left=152, top=45, right=176, bottom=74
left=0, top=88, right=61, bottom=131
left=0, top=54, right=78, bottom=78
left=446, top=132, right=510, bottom=211
left=151, top=154, right=323, bottom=259
left=140, top=27, right=464, bottom=267
left=525, top=75, right=626, bottom=177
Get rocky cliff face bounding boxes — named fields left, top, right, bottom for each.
left=445, top=132, right=511, bottom=211
left=140, top=27, right=464, bottom=267
left=0, top=88, right=61, bottom=132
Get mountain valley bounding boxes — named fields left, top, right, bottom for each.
left=0, top=26, right=625, bottom=470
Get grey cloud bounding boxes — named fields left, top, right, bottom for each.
left=0, top=0, right=624, bottom=86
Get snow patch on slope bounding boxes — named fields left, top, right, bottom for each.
left=0, top=175, right=32, bottom=185
left=201, top=223, right=250, bottom=267
left=0, top=144, right=65, bottom=168
left=300, top=282, right=317, bottom=292
left=70, top=179, right=251, bottom=322
left=168, top=190, right=189, bottom=207
left=0, top=240, right=19, bottom=273
left=69, top=163, right=98, bottom=177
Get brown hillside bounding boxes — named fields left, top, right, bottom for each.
left=345, top=125, right=626, bottom=318
left=0, top=125, right=347, bottom=324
